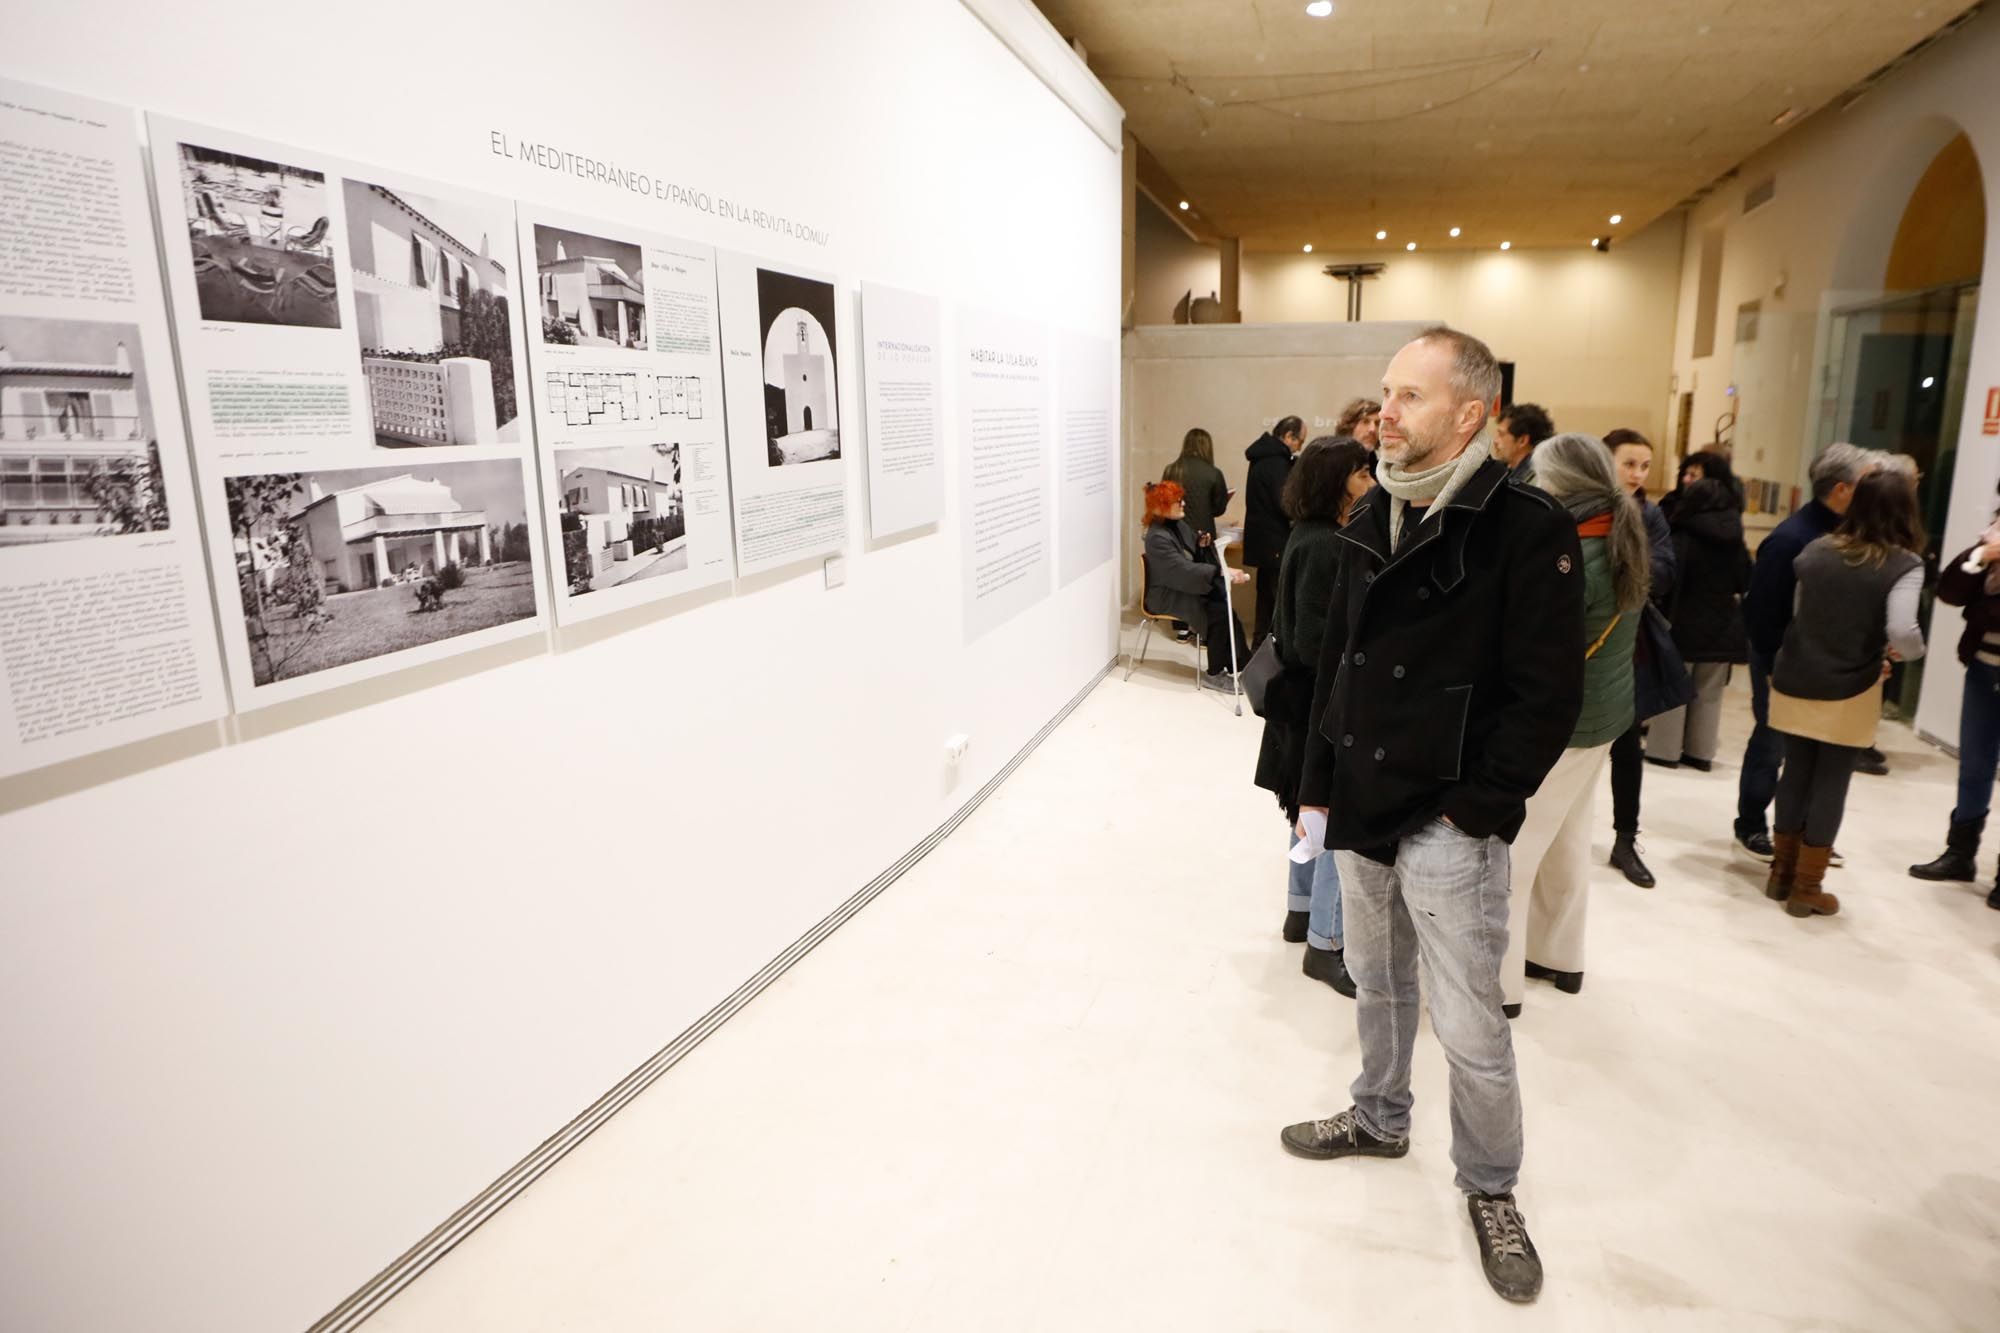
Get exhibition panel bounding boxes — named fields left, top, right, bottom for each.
left=0, top=3, right=1122, bottom=1331
left=860, top=281, right=946, bottom=539
left=716, top=252, right=852, bottom=576
left=0, top=81, right=227, bottom=774
left=516, top=204, right=735, bottom=622
left=148, top=115, right=549, bottom=707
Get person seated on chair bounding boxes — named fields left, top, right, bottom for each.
left=1143, top=480, right=1248, bottom=690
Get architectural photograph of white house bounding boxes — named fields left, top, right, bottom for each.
left=555, top=443, right=687, bottom=595
left=227, top=460, right=535, bottom=685
left=0, top=316, right=168, bottom=547
left=756, top=267, right=840, bottom=466
left=342, top=180, right=522, bottom=447
left=534, top=225, right=648, bottom=350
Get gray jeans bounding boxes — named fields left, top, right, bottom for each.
left=1336, top=819, right=1523, bottom=1196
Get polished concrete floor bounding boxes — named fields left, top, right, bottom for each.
left=367, top=652, right=2000, bottom=1331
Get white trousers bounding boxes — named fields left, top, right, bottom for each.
left=1501, top=742, right=1612, bottom=1006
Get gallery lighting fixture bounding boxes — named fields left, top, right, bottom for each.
left=1305, top=1, right=1334, bottom=16
left=1406, top=241, right=1418, bottom=251
left=1302, top=244, right=1313, bottom=252
left=1923, top=375, right=1937, bottom=389
left=1178, top=200, right=1190, bottom=210
left=1449, top=226, right=1462, bottom=237
left=1500, top=241, right=1512, bottom=250
left=1376, top=229, right=1388, bottom=240
left=1609, top=213, right=1624, bottom=225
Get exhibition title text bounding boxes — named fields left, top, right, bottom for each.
left=970, top=348, right=1039, bottom=368
left=491, top=133, right=830, bottom=247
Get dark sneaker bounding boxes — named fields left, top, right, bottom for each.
left=1467, top=1192, right=1544, bottom=1302
left=1279, top=1107, right=1409, bottom=1161
left=1736, top=831, right=1775, bottom=863
left=1200, top=670, right=1237, bottom=693
left=1303, top=944, right=1357, bottom=998
left=1282, top=910, right=1309, bottom=943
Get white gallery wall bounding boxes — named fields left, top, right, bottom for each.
left=0, top=4, right=1121, bottom=1332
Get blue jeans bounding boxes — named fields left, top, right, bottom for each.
left=1955, top=660, right=2000, bottom=825
left=1735, top=648, right=1782, bottom=839
left=1336, top=820, right=1522, bottom=1197
left=1287, top=828, right=1344, bottom=950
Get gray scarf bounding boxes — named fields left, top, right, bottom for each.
left=1378, top=436, right=1493, bottom=548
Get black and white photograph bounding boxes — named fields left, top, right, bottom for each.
left=225, top=460, right=535, bottom=685
left=178, top=143, right=340, bottom=329
left=757, top=267, right=841, bottom=466
left=534, top=225, right=648, bottom=350
left=343, top=179, right=521, bottom=447
left=554, top=443, right=687, bottom=596
left=0, top=315, right=170, bottom=548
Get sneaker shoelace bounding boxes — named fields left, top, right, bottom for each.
left=1313, top=1109, right=1359, bottom=1143
left=1475, top=1197, right=1529, bottom=1259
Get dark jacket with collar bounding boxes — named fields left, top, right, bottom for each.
left=1297, top=458, right=1586, bottom=855
left=1666, top=479, right=1752, bottom=663
left=1242, top=433, right=1294, bottom=568
left=1253, top=516, right=1347, bottom=818
left=1742, top=498, right=1839, bottom=658
left=1634, top=491, right=1676, bottom=607
left=1935, top=542, right=2000, bottom=666
left=1141, top=518, right=1221, bottom=625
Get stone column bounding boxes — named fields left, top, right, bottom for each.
left=478, top=524, right=492, bottom=564
left=433, top=529, right=447, bottom=571
left=372, top=533, right=389, bottom=583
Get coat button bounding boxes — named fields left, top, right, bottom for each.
left=1417, top=587, right=1431, bottom=600
left=1364, top=571, right=1376, bottom=584
left=1393, top=665, right=1406, bottom=679
left=1341, top=734, right=1354, bottom=747
left=1374, top=747, right=1386, bottom=761
left=1352, top=651, right=1367, bottom=667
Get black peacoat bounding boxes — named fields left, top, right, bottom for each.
left=1297, top=459, right=1586, bottom=855
left=1665, top=479, right=1750, bottom=664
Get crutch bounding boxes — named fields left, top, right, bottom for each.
left=1214, top=534, right=1243, bottom=717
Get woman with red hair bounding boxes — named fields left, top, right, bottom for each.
left=1143, top=480, right=1248, bottom=688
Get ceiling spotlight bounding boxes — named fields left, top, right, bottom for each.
left=1375, top=230, right=1388, bottom=241
left=1305, top=0, right=1334, bottom=16
left=1592, top=237, right=1612, bottom=252
left=1500, top=241, right=1512, bottom=251
left=1609, top=213, right=1623, bottom=225
left=1449, top=227, right=1462, bottom=238
left=1922, top=375, right=1937, bottom=389
left=1406, top=241, right=1418, bottom=251
left=1302, top=244, right=1313, bottom=253
left=1178, top=200, right=1189, bottom=211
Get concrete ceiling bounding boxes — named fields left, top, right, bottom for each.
left=1034, top=0, right=1983, bottom=251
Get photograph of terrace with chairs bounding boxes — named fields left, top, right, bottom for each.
left=343, top=180, right=522, bottom=448
left=179, top=142, right=339, bottom=329
left=0, top=315, right=169, bottom=548
left=227, top=461, right=536, bottom=685
left=554, top=443, right=687, bottom=595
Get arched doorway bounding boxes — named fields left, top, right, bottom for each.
left=1817, top=127, right=1985, bottom=724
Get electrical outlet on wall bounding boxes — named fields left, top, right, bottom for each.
left=944, top=734, right=970, bottom=765
left=824, top=555, right=846, bottom=589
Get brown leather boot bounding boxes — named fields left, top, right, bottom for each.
left=1765, top=831, right=1802, bottom=901
left=1785, top=843, right=1840, bottom=917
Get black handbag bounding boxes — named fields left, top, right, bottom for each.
left=1633, top=602, right=1697, bottom=721
left=1242, top=633, right=1283, bottom=717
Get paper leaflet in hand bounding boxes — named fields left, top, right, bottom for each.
left=1290, top=810, right=1328, bottom=863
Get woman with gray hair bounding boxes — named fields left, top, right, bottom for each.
left=1498, top=434, right=1651, bottom=1011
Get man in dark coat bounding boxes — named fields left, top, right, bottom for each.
left=1731, top=442, right=1877, bottom=857
left=1279, top=327, right=1583, bottom=1306
left=1242, top=414, right=1304, bottom=645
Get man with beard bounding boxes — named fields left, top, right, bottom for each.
left=1280, top=327, right=1584, bottom=1304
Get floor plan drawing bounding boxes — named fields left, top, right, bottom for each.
left=545, top=370, right=705, bottom=427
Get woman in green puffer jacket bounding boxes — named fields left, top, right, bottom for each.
left=1498, top=434, right=1651, bottom=1013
